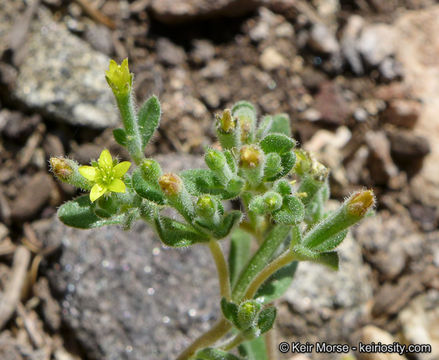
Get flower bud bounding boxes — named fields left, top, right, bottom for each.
left=302, top=189, right=375, bottom=250
left=105, top=59, right=133, bottom=97
left=240, top=145, right=265, bottom=187
left=216, top=109, right=241, bottom=150
left=217, top=109, right=235, bottom=133
left=140, top=159, right=162, bottom=184
left=49, top=157, right=92, bottom=190
left=196, top=195, right=217, bottom=217
left=237, top=300, right=261, bottom=330
left=205, top=148, right=226, bottom=171
left=347, top=190, right=375, bottom=218
left=50, top=157, right=72, bottom=181
left=159, top=173, right=182, bottom=196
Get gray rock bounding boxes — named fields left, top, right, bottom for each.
left=150, top=0, right=261, bottom=24
left=45, top=154, right=222, bottom=360
left=0, top=4, right=118, bottom=128
left=341, top=15, right=365, bottom=74
left=309, top=23, right=340, bottom=54
left=156, top=38, right=187, bottom=67
left=281, top=229, right=372, bottom=344
left=357, top=23, right=397, bottom=66
left=399, top=290, right=439, bottom=360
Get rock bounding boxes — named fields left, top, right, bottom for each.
left=356, top=326, right=407, bottom=360
left=364, top=131, right=399, bottom=186
left=386, top=129, right=430, bottom=175
left=0, top=223, right=8, bottom=241
left=0, top=4, right=118, bottom=128
left=45, top=154, right=224, bottom=360
left=308, top=23, right=340, bottom=54
left=259, top=47, right=287, bottom=71
left=281, top=229, right=372, bottom=342
left=357, top=23, right=397, bottom=66
left=0, top=110, right=40, bottom=140
left=10, top=173, right=54, bottom=222
left=156, top=38, right=187, bottom=66
left=393, top=6, right=439, bottom=208
left=353, top=212, right=422, bottom=281
left=200, top=59, right=229, bottom=79
left=190, top=39, right=215, bottom=65
left=248, top=7, right=284, bottom=42
left=150, top=0, right=261, bottom=24
left=313, top=82, right=351, bottom=125
left=84, top=24, right=114, bottom=55
left=33, top=278, right=62, bottom=332
left=399, top=290, right=439, bottom=360
left=381, top=99, right=422, bottom=129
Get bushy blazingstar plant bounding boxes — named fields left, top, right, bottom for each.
left=50, top=59, right=375, bottom=360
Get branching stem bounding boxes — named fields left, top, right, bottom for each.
left=176, top=318, right=232, bottom=360
left=208, top=239, right=231, bottom=300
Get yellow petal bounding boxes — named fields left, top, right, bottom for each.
left=98, top=149, right=113, bottom=169
left=113, top=161, right=131, bottom=178
left=79, top=166, right=98, bottom=181
left=107, top=179, right=126, bottom=193
left=90, top=184, right=107, bottom=202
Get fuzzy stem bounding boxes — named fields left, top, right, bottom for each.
left=115, top=93, right=143, bottom=164
left=232, top=225, right=290, bottom=301
left=208, top=239, right=231, bottom=301
left=220, top=333, right=247, bottom=351
left=242, top=250, right=296, bottom=301
left=176, top=318, right=232, bottom=360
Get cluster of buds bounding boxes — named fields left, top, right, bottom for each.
left=50, top=58, right=376, bottom=360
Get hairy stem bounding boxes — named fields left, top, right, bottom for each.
left=242, top=250, right=295, bottom=301
left=115, top=93, right=143, bottom=164
left=232, top=225, right=290, bottom=301
left=220, top=333, right=246, bottom=351
left=176, top=318, right=232, bottom=360
left=208, top=239, right=231, bottom=300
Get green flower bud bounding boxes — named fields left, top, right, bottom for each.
left=263, top=152, right=282, bottom=180
left=302, top=190, right=375, bottom=250
left=237, top=300, right=261, bottom=330
left=240, top=145, right=265, bottom=187
left=249, top=192, right=283, bottom=215
left=159, top=173, right=195, bottom=221
left=50, top=157, right=92, bottom=190
left=216, top=109, right=241, bottom=150
left=205, top=148, right=226, bottom=171
left=273, top=179, right=293, bottom=196
left=140, top=159, right=162, bottom=184
left=232, top=101, right=257, bottom=144
left=196, top=195, right=217, bottom=217
left=105, top=58, right=133, bottom=97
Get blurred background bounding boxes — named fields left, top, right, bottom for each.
left=0, top=0, right=438, bottom=359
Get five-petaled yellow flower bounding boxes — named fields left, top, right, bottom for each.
left=105, top=58, right=133, bottom=96
left=79, top=149, right=131, bottom=202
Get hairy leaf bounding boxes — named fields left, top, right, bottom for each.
left=229, top=229, right=252, bottom=287
left=196, top=348, right=242, bottom=360
left=269, top=113, right=291, bottom=136
left=132, top=168, right=165, bottom=204
left=238, top=337, right=268, bottom=360
left=138, top=95, right=161, bottom=149
left=112, top=128, right=127, bottom=146
left=260, top=133, right=296, bottom=155
left=257, top=307, right=276, bottom=334
left=154, top=216, right=209, bottom=247
left=213, top=210, right=243, bottom=239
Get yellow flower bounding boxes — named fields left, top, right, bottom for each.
left=79, top=149, right=131, bottom=202
left=105, top=58, right=133, bottom=96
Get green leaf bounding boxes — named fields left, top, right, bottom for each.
left=221, top=298, right=239, bottom=326
left=229, top=229, right=252, bottom=287
left=196, top=348, right=242, bottom=360
left=313, top=229, right=348, bottom=252
left=132, top=168, right=165, bottom=204
left=256, top=115, right=273, bottom=140
left=224, top=150, right=237, bottom=173
left=213, top=210, right=242, bottom=239
left=257, top=307, right=276, bottom=334
left=58, top=196, right=125, bottom=229
left=273, top=196, right=304, bottom=225
left=238, top=336, right=268, bottom=360
left=314, top=251, right=339, bottom=270
left=269, top=113, right=291, bottom=136
left=263, top=153, right=282, bottom=180
left=255, top=261, right=298, bottom=304
left=260, top=134, right=296, bottom=155
left=265, top=152, right=296, bottom=182
left=180, top=169, right=240, bottom=199
left=113, top=128, right=127, bottom=146
left=138, top=95, right=161, bottom=149
left=154, top=216, right=209, bottom=247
